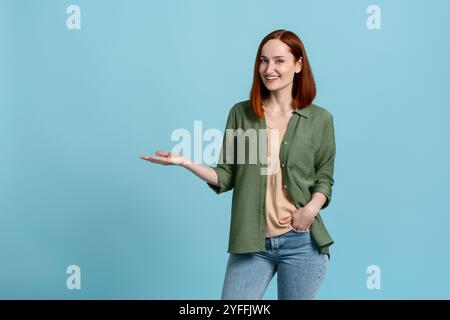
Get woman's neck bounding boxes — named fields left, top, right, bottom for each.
left=263, top=96, right=294, bottom=116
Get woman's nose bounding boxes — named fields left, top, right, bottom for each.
left=265, top=62, right=276, bottom=73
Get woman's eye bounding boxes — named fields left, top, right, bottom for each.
left=260, top=59, right=284, bottom=63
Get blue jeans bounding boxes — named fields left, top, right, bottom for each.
left=221, top=229, right=329, bottom=300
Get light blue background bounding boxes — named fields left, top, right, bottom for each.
left=1, top=0, right=449, bottom=299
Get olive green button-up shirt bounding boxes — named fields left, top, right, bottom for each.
left=207, top=99, right=336, bottom=256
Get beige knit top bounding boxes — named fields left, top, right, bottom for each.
left=265, top=125, right=298, bottom=237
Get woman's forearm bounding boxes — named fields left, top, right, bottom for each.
left=305, top=192, right=327, bottom=213
left=180, top=160, right=219, bottom=187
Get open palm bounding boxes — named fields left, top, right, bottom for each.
left=140, top=150, right=188, bottom=166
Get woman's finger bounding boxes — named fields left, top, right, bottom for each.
left=155, top=150, right=170, bottom=157
left=140, top=155, right=171, bottom=165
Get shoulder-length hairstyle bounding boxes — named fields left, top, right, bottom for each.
left=250, top=29, right=316, bottom=119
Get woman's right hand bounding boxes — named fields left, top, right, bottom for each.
left=141, top=150, right=219, bottom=187
left=140, top=150, right=190, bottom=166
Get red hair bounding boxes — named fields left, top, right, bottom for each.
left=249, top=29, right=316, bottom=119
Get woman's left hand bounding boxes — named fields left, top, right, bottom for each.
left=279, top=205, right=318, bottom=231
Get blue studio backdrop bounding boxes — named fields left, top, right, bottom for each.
left=1, top=0, right=450, bottom=299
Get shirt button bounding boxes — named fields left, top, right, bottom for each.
left=283, top=140, right=287, bottom=145
left=281, top=163, right=285, bottom=167
left=283, top=184, right=287, bottom=189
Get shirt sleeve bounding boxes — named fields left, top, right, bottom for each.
left=206, top=105, right=237, bottom=194
left=310, top=114, right=336, bottom=209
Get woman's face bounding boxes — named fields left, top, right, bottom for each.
left=259, top=39, right=302, bottom=92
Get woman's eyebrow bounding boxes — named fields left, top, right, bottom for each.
left=260, top=55, right=285, bottom=58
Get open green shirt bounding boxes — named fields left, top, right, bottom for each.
left=207, top=99, right=336, bottom=256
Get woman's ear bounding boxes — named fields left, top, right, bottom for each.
left=295, top=57, right=302, bottom=73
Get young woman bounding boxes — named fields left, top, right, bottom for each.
left=140, top=29, right=336, bottom=300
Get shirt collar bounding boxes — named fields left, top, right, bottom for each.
left=292, top=106, right=310, bottom=118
